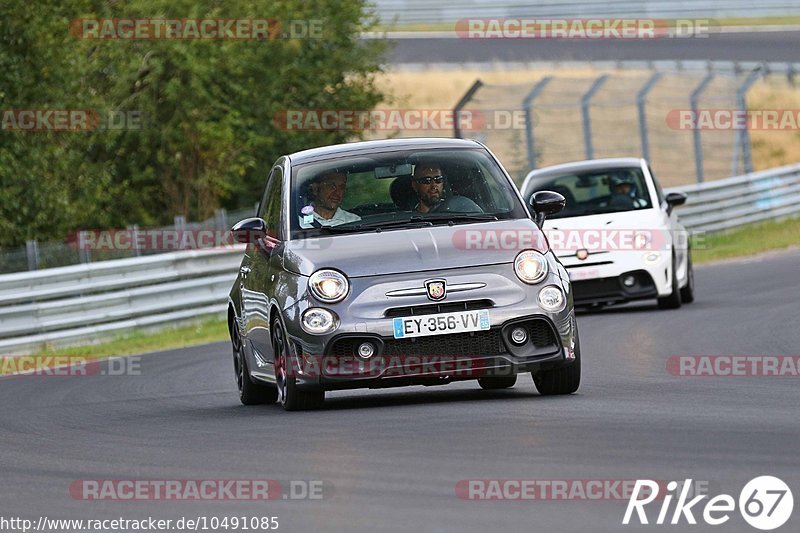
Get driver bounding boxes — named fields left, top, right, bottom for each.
left=300, top=170, right=361, bottom=227
left=609, top=175, right=647, bottom=208
left=411, top=162, right=446, bottom=213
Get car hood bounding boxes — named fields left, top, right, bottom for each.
left=543, top=208, right=662, bottom=231
left=283, top=219, right=547, bottom=277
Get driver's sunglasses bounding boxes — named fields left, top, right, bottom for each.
left=414, top=175, right=444, bottom=185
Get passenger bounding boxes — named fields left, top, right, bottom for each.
left=300, top=170, right=361, bottom=227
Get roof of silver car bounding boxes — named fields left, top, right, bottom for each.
left=287, top=137, right=483, bottom=165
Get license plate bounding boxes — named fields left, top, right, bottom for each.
left=393, top=310, right=490, bottom=339
left=568, top=268, right=601, bottom=281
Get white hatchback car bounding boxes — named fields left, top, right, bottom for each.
left=521, top=158, right=694, bottom=309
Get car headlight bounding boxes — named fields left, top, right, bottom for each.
left=301, top=308, right=338, bottom=334
left=514, top=250, right=549, bottom=284
left=538, top=285, right=566, bottom=312
left=308, top=269, right=349, bottom=303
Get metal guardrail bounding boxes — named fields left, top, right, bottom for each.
left=666, top=163, right=800, bottom=232
left=0, top=248, right=243, bottom=354
left=1, top=164, right=798, bottom=353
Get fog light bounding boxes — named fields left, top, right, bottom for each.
left=510, top=327, right=528, bottom=345
left=643, top=252, right=661, bottom=264
left=538, top=285, right=566, bottom=313
left=301, top=308, right=337, bottom=335
left=622, top=275, right=636, bottom=287
left=357, top=342, right=375, bottom=359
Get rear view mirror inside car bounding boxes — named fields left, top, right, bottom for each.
left=375, top=163, right=412, bottom=178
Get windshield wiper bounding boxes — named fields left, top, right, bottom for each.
left=423, top=213, right=499, bottom=224
left=319, top=217, right=435, bottom=233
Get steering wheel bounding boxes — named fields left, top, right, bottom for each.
left=429, top=195, right=484, bottom=214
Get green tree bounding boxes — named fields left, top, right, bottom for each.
left=0, top=0, right=388, bottom=247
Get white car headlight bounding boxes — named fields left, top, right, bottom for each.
left=514, top=250, right=549, bottom=284
left=308, top=269, right=349, bottom=303
left=538, top=285, right=566, bottom=313
left=301, top=308, right=338, bottom=334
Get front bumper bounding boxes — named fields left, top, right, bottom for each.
left=282, top=263, right=578, bottom=390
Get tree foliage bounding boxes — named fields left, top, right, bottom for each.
left=0, top=0, right=387, bottom=246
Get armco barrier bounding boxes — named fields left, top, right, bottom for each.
left=1, top=164, right=798, bottom=354
left=665, top=163, right=800, bottom=232
left=0, top=248, right=243, bottom=354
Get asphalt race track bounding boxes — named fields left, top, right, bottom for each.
left=387, top=30, right=800, bottom=63
left=1, top=250, right=798, bottom=532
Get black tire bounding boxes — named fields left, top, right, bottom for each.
left=232, top=321, right=278, bottom=406
left=478, top=375, right=517, bottom=390
left=532, top=328, right=581, bottom=395
left=680, top=250, right=695, bottom=303
left=657, top=252, right=682, bottom=309
left=272, top=320, right=324, bottom=411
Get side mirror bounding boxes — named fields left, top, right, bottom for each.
left=529, top=190, right=566, bottom=228
left=665, top=191, right=687, bottom=214
left=231, top=217, right=267, bottom=244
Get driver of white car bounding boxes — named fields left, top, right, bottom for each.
left=609, top=174, right=647, bottom=209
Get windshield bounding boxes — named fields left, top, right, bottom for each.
left=289, top=148, right=527, bottom=237
left=525, top=167, right=653, bottom=219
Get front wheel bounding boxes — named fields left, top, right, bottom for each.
left=680, top=250, right=695, bottom=303
left=232, top=321, right=278, bottom=406
left=657, top=253, right=682, bottom=309
left=272, top=320, right=324, bottom=411
left=532, top=329, right=581, bottom=395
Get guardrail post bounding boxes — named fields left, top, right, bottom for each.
left=453, top=79, right=483, bottom=139
left=128, top=225, right=141, bottom=257
left=78, top=231, right=91, bottom=263
left=637, top=72, right=662, bottom=162
left=522, top=76, right=553, bottom=170
left=26, top=240, right=39, bottom=271
left=690, top=72, right=714, bottom=183
left=215, top=208, right=227, bottom=232
left=581, top=74, right=609, bottom=160
left=732, top=66, right=764, bottom=176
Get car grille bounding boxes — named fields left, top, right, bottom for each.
left=384, top=299, right=493, bottom=318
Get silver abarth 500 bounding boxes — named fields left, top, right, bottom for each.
left=228, top=138, right=581, bottom=410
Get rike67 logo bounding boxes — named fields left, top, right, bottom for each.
left=624, top=476, right=793, bottom=530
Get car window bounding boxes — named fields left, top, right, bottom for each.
left=526, top=167, right=652, bottom=219
left=289, top=148, right=527, bottom=237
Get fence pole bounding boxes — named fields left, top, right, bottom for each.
left=452, top=79, right=484, bottom=139
left=636, top=72, right=662, bottom=162
left=522, top=76, right=553, bottom=170
left=690, top=72, right=715, bottom=183
left=732, top=66, right=764, bottom=176
left=26, top=240, right=39, bottom=271
left=581, top=74, right=609, bottom=160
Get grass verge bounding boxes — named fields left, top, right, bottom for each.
left=29, top=316, right=228, bottom=360
left=693, top=216, right=800, bottom=264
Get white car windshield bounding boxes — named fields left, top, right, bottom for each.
left=527, top=167, right=652, bottom=219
